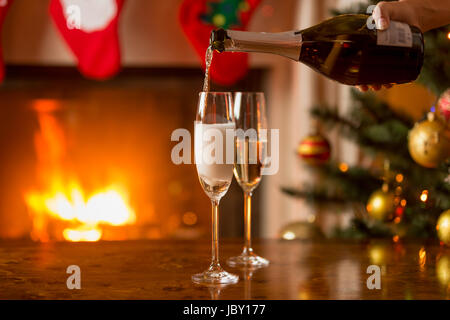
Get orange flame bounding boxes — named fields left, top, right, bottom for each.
left=25, top=100, right=136, bottom=242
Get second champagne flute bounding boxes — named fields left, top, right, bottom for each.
left=227, top=92, right=269, bottom=268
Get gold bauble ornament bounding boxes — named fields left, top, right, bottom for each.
left=408, top=112, right=450, bottom=168
left=436, top=254, right=450, bottom=286
left=280, top=221, right=324, bottom=240
left=366, top=185, right=395, bottom=221
left=436, top=209, right=450, bottom=246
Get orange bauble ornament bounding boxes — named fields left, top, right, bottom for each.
left=297, top=133, right=331, bottom=165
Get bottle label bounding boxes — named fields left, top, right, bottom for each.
left=377, top=21, right=413, bottom=48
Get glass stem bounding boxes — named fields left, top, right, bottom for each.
left=211, top=199, right=220, bottom=268
left=243, top=191, right=253, bottom=255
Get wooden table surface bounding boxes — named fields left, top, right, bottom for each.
left=0, top=239, right=449, bottom=300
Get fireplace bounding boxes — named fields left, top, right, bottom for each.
left=0, top=66, right=265, bottom=242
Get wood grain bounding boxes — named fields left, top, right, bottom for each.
left=0, top=239, right=449, bottom=300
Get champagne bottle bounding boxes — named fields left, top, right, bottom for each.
left=210, top=14, right=424, bottom=86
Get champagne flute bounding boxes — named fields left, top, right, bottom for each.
left=192, top=92, right=239, bottom=284
left=227, top=92, right=269, bottom=267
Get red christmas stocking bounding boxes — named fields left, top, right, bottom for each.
left=49, top=0, right=125, bottom=80
left=0, top=0, right=13, bottom=84
left=179, top=0, right=261, bottom=86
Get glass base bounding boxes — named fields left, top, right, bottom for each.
left=192, top=265, right=239, bottom=285
left=227, top=251, right=270, bottom=268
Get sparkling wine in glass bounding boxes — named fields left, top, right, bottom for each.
left=192, top=92, right=239, bottom=284
left=227, top=92, right=269, bottom=268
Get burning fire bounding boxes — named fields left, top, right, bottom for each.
left=25, top=100, right=136, bottom=242
left=25, top=182, right=136, bottom=242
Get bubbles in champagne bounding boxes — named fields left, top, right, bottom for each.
left=203, top=46, right=213, bottom=92
left=234, top=138, right=266, bottom=193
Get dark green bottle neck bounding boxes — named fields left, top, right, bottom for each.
left=212, top=29, right=303, bottom=61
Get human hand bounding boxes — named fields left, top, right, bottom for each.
left=357, top=0, right=422, bottom=92
left=371, top=0, right=421, bottom=31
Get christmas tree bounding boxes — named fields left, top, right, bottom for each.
left=282, top=0, right=450, bottom=241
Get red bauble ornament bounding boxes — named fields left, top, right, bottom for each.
left=437, top=88, right=450, bottom=126
left=297, top=133, right=331, bottom=165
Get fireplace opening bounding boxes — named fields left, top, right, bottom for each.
left=0, top=66, right=266, bottom=242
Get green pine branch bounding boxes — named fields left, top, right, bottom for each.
left=418, top=25, right=450, bottom=96
left=280, top=186, right=348, bottom=204
left=333, top=218, right=394, bottom=239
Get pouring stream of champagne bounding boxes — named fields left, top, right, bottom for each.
left=203, top=46, right=213, bottom=92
